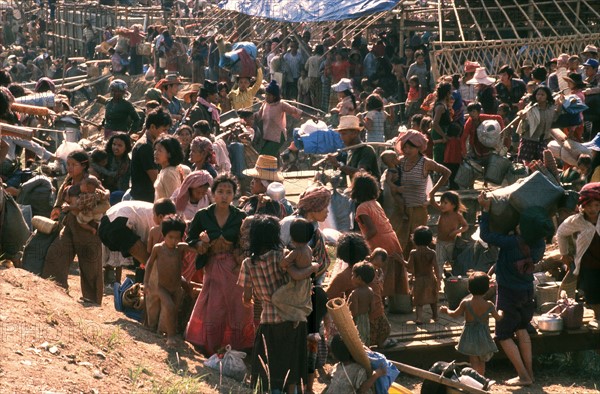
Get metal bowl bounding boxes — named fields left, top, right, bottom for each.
left=537, top=313, right=563, bottom=332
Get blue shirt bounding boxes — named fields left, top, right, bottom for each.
left=479, top=212, right=545, bottom=290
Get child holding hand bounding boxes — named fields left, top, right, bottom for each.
left=432, top=191, right=469, bottom=274
left=407, top=226, right=440, bottom=324
left=440, top=271, right=503, bottom=376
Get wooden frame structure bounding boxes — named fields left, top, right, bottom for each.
left=49, top=0, right=599, bottom=78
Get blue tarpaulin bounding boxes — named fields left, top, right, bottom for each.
left=218, top=0, right=400, bottom=22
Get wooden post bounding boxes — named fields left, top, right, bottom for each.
left=398, top=10, right=404, bottom=57
left=389, top=361, right=489, bottom=394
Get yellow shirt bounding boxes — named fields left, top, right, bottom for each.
left=591, top=166, right=600, bottom=183
left=228, top=67, right=263, bottom=110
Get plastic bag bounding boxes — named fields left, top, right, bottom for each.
left=204, top=345, right=247, bottom=381
left=476, top=119, right=502, bottom=149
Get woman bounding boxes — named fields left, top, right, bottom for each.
left=171, top=170, right=213, bottom=221
left=351, top=172, right=409, bottom=297
left=516, top=86, right=561, bottom=164
left=467, top=68, right=497, bottom=115
left=103, top=132, right=132, bottom=205
left=238, top=215, right=309, bottom=393
left=175, top=125, right=193, bottom=167
left=557, top=182, right=600, bottom=326
left=42, top=150, right=103, bottom=305
left=240, top=154, right=286, bottom=218
left=189, top=136, right=217, bottom=177
left=185, top=174, right=254, bottom=355
left=280, top=185, right=331, bottom=394
left=257, top=80, right=302, bottom=156
left=431, top=82, right=453, bottom=165
left=153, top=135, right=185, bottom=201
left=103, top=79, right=141, bottom=138
left=395, top=129, right=451, bottom=257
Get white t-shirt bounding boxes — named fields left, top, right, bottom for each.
left=105, top=201, right=155, bottom=245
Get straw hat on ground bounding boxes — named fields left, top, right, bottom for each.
left=243, top=155, right=284, bottom=182
left=466, top=67, right=496, bottom=85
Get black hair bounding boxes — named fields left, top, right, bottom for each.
left=176, top=125, right=193, bottom=136
left=90, top=148, right=108, bottom=164
left=498, top=65, right=515, bottom=77
left=153, top=198, right=177, bottom=216
left=468, top=271, right=490, bottom=296
left=7, top=83, right=25, bottom=98
left=0, top=89, right=17, bottom=123
left=420, top=116, right=432, bottom=132
left=341, top=89, right=358, bottom=110
left=371, top=247, right=388, bottom=262
left=212, top=173, right=238, bottom=195
left=105, top=132, right=132, bottom=158
left=413, top=225, right=433, bottom=246
left=352, top=262, right=375, bottom=284
left=440, top=191, right=466, bottom=213
left=193, top=119, right=211, bottom=136
left=0, top=70, right=12, bottom=87
left=410, top=113, right=424, bottom=128
left=67, top=150, right=90, bottom=171
left=530, top=86, right=555, bottom=106
left=289, top=218, right=315, bottom=244
left=161, top=214, right=187, bottom=237
left=436, top=82, right=452, bottom=101
left=144, top=107, right=172, bottom=130
left=497, top=103, right=511, bottom=115
left=466, top=102, right=482, bottom=113
left=350, top=172, right=380, bottom=204
left=451, top=73, right=461, bottom=90
left=249, top=215, right=282, bottom=261
left=337, top=233, right=370, bottom=266
left=365, top=93, right=384, bottom=111
left=531, top=65, right=548, bottom=82
left=314, top=44, right=324, bottom=55
left=414, top=49, right=425, bottom=58
left=330, top=334, right=353, bottom=363
left=577, top=154, right=592, bottom=169
left=218, top=81, right=229, bottom=92
left=154, top=135, right=184, bottom=166
left=36, top=80, right=54, bottom=93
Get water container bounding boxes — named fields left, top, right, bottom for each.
left=388, top=294, right=413, bottom=314
left=484, top=154, right=511, bottom=185
left=444, top=276, right=470, bottom=309
left=455, top=161, right=475, bottom=189
left=15, top=92, right=55, bottom=108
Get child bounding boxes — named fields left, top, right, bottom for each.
left=144, top=215, right=190, bottom=347
left=228, top=63, right=263, bottom=110
left=363, top=93, right=389, bottom=143
left=325, top=334, right=386, bottom=394
left=271, top=218, right=316, bottom=322
left=407, top=226, right=440, bottom=324
left=266, top=181, right=293, bottom=216
left=326, top=233, right=371, bottom=300
left=419, top=115, right=434, bottom=159
left=366, top=248, right=396, bottom=349
left=66, top=176, right=110, bottom=235
left=217, top=82, right=232, bottom=113
left=348, top=262, right=375, bottom=345
left=108, top=48, right=125, bottom=75
left=297, top=68, right=311, bottom=105
left=432, top=191, right=469, bottom=275
left=405, top=75, right=421, bottom=120
left=440, top=271, right=503, bottom=376
left=380, top=150, right=405, bottom=236
left=89, top=148, right=109, bottom=181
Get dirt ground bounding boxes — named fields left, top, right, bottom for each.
left=1, top=266, right=599, bottom=393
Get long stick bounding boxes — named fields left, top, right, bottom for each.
left=389, top=360, right=489, bottom=394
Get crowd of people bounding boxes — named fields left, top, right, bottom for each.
left=1, top=5, right=600, bottom=391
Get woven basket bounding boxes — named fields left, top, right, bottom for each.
left=326, top=297, right=371, bottom=373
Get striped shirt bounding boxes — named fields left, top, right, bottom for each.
left=400, top=155, right=428, bottom=208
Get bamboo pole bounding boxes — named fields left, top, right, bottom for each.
left=511, top=0, right=542, bottom=38
left=580, top=0, right=600, bottom=19
left=463, top=0, right=485, bottom=41
left=529, top=0, right=559, bottom=37
left=450, top=0, right=465, bottom=42
left=492, top=0, right=520, bottom=38
left=437, top=0, right=443, bottom=43
left=561, top=0, right=592, bottom=34
left=550, top=0, right=581, bottom=35
left=478, top=0, right=501, bottom=39
left=389, top=361, right=489, bottom=394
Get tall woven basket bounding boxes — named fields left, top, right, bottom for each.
left=326, top=297, right=372, bottom=373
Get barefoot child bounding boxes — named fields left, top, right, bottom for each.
left=407, top=226, right=440, bottom=324
left=432, top=191, right=469, bottom=274
left=348, top=262, right=375, bottom=345
left=440, top=271, right=503, bottom=376
left=366, top=248, right=396, bottom=349
left=325, top=334, right=386, bottom=394
left=67, top=176, right=110, bottom=235
left=271, top=218, right=316, bottom=322
left=144, top=215, right=190, bottom=347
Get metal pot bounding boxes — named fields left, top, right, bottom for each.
left=537, top=313, right=563, bottom=332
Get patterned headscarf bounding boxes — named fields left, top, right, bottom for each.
left=395, top=129, right=428, bottom=154
left=190, top=136, right=212, bottom=153
left=579, top=182, right=600, bottom=207
left=171, top=170, right=213, bottom=212
left=297, top=185, right=331, bottom=214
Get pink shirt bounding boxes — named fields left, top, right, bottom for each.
left=258, top=101, right=302, bottom=142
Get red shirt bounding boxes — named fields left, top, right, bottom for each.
left=461, top=113, right=505, bottom=158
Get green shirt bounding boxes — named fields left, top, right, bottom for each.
left=104, top=98, right=141, bottom=132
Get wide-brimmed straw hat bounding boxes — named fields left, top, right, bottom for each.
left=178, top=83, right=201, bottom=103
left=242, top=155, right=284, bottom=182
left=335, top=115, right=363, bottom=132
left=563, top=72, right=586, bottom=90
left=155, top=74, right=183, bottom=89
left=466, top=68, right=496, bottom=85
left=582, top=44, right=598, bottom=54
left=331, top=78, right=353, bottom=92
